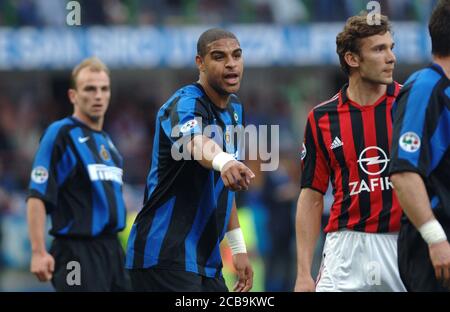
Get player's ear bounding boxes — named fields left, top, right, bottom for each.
left=196, top=55, right=206, bottom=72
left=68, top=89, right=77, bottom=105
left=344, top=51, right=360, bottom=70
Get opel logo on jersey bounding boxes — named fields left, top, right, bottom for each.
left=399, top=132, right=421, bottom=153
left=357, top=146, right=389, bottom=176
left=351, top=146, right=393, bottom=196
left=233, top=112, right=239, bottom=122
left=100, top=144, right=110, bottom=161
left=31, top=166, right=49, bottom=184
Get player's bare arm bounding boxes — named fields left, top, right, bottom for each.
left=294, top=188, right=324, bottom=292
left=391, top=172, right=450, bottom=288
left=27, top=197, right=55, bottom=282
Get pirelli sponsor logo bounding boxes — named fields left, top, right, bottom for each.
left=87, top=164, right=123, bottom=184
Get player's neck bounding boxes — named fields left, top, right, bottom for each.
left=433, top=55, right=450, bottom=79
left=72, top=113, right=103, bottom=131
left=347, top=77, right=387, bottom=107
left=198, top=79, right=229, bottom=109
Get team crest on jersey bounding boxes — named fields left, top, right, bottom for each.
left=225, top=131, right=231, bottom=144
left=233, top=112, right=239, bottom=122
left=399, top=132, right=421, bottom=153
left=99, top=144, right=110, bottom=161
left=180, top=119, right=198, bottom=133
left=31, top=166, right=49, bottom=184
left=301, top=143, right=307, bottom=160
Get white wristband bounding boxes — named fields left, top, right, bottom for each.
left=212, top=152, right=235, bottom=172
left=225, top=228, right=247, bottom=255
left=419, top=219, right=447, bottom=245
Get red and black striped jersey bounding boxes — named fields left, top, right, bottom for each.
left=301, top=82, right=402, bottom=233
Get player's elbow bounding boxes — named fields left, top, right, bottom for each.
left=296, top=188, right=323, bottom=219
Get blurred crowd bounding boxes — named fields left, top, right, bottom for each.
left=0, top=0, right=440, bottom=27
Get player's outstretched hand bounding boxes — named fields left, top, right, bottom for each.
left=429, top=240, right=450, bottom=289
left=30, top=251, right=55, bottom=282
left=221, top=160, right=255, bottom=192
left=232, top=253, right=253, bottom=292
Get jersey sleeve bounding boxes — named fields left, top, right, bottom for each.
left=300, top=110, right=330, bottom=194
left=161, top=96, right=210, bottom=148
left=27, top=125, right=76, bottom=213
left=389, top=74, right=440, bottom=178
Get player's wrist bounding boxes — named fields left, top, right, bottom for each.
left=212, top=152, right=235, bottom=172
left=419, top=219, right=447, bottom=245
left=32, top=249, right=48, bottom=256
left=31, top=244, right=48, bottom=255
left=225, top=227, right=247, bottom=255
left=296, top=269, right=312, bottom=278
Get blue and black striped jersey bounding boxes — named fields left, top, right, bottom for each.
left=28, top=117, right=126, bottom=237
left=126, top=83, right=244, bottom=278
left=390, top=63, right=450, bottom=223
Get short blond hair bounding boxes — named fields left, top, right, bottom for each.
left=70, top=57, right=110, bottom=89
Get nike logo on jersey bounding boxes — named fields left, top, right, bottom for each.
left=78, top=136, right=90, bottom=143
left=330, top=136, right=344, bottom=149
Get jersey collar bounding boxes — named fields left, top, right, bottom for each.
left=339, top=82, right=397, bottom=109
left=430, top=62, right=447, bottom=77
left=70, top=116, right=104, bottom=134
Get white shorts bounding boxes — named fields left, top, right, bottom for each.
left=316, top=230, right=406, bottom=292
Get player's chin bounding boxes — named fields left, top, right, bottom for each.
left=383, top=73, right=394, bottom=83
left=377, top=76, right=393, bottom=85
left=223, top=83, right=241, bottom=94
left=88, top=112, right=104, bottom=121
